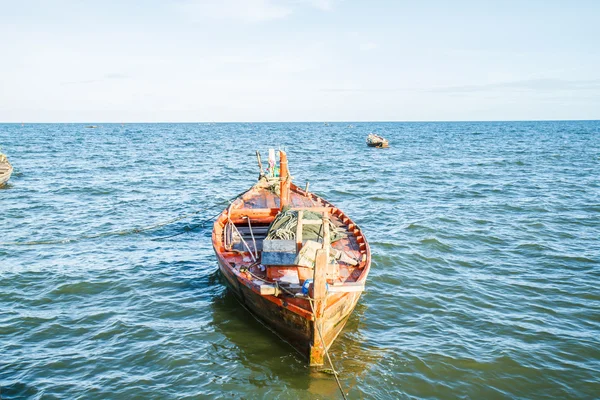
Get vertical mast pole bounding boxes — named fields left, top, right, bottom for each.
left=309, top=212, right=330, bottom=366
left=279, top=150, right=290, bottom=210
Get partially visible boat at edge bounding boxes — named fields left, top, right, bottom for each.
left=0, top=153, right=13, bottom=186
left=212, top=150, right=371, bottom=366
left=366, top=133, right=389, bottom=148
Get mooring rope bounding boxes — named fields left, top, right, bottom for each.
left=0, top=187, right=252, bottom=247
left=241, top=268, right=347, bottom=400
left=0, top=209, right=208, bottom=246
left=309, top=299, right=348, bottom=400
left=149, top=210, right=224, bottom=241
left=227, top=241, right=348, bottom=399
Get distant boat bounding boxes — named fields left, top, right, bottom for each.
left=85, top=125, right=98, bottom=129
left=366, top=133, right=389, bottom=148
left=0, top=153, right=13, bottom=186
left=212, top=149, right=371, bottom=366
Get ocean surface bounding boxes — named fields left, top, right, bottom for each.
left=1, top=121, right=599, bottom=399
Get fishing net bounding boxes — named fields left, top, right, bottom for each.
left=265, top=209, right=344, bottom=243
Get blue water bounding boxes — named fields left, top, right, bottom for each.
left=1, top=121, right=599, bottom=399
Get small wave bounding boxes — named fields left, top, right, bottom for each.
left=367, top=196, right=398, bottom=203
left=405, top=222, right=435, bottom=232
left=515, top=242, right=556, bottom=253
left=420, top=237, right=452, bottom=252
left=49, top=280, right=130, bottom=297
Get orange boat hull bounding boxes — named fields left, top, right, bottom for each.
left=211, top=151, right=371, bottom=365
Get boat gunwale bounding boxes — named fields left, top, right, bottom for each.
left=0, top=160, right=13, bottom=186
left=212, top=181, right=371, bottom=289
left=211, top=182, right=371, bottom=318
left=211, top=166, right=372, bottom=364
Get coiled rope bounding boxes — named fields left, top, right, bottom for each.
left=0, top=187, right=252, bottom=247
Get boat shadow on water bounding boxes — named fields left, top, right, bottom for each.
left=210, top=275, right=384, bottom=395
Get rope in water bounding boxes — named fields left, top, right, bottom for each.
left=0, top=188, right=251, bottom=247
left=309, top=299, right=348, bottom=400
left=149, top=210, right=224, bottom=241
left=242, top=268, right=348, bottom=399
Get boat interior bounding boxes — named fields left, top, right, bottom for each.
left=214, top=178, right=369, bottom=299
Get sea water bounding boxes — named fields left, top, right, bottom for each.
left=1, top=121, right=599, bottom=399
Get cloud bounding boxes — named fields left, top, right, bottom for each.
left=320, top=79, right=600, bottom=95
left=178, top=0, right=339, bottom=23
left=61, top=73, right=131, bottom=86
left=178, top=0, right=291, bottom=23
left=61, top=79, right=102, bottom=86
left=320, top=88, right=407, bottom=93
left=428, top=78, right=600, bottom=93
left=104, top=73, right=131, bottom=80
left=346, top=31, right=378, bottom=52
left=298, top=0, right=341, bottom=11
left=359, top=41, right=378, bottom=51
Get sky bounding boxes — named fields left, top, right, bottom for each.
left=0, top=0, right=599, bottom=122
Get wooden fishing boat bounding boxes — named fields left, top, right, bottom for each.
left=212, top=150, right=371, bottom=366
left=366, top=133, right=389, bottom=148
left=0, top=153, right=13, bottom=186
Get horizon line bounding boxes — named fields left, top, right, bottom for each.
left=1, top=119, right=599, bottom=124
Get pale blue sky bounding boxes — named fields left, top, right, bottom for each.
left=1, top=0, right=599, bottom=122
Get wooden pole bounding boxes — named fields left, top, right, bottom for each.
left=322, top=213, right=330, bottom=251
left=313, top=249, right=328, bottom=304
left=256, top=150, right=264, bottom=178
left=279, top=150, right=290, bottom=210
left=310, top=247, right=328, bottom=366
left=296, top=210, right=304, bottom=252
left=309, top=212, right=331, bottom=366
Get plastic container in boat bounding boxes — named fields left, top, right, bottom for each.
left=302, top=279, right=313, bottom=295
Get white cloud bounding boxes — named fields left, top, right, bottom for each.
left=178, top=0, right=339, bottom=23
left=179, top=0, right=291, bottom=23
left=359, top=41, right=378, bottom=51
left=346, top=31, right=378, bottom=52
left=297, top=0, right=341, bottom=11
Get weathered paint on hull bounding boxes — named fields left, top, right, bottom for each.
left=215, top=254, right=364, bottom=365
left=216, top=256, right=312, bottom=358
left=211, top=155, right=372, bottom=366
left=0, top=164, right=12, bottom=186
left=309, top=290, right=362, bottom=365
left=367, top=142, right=388, bottom=148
